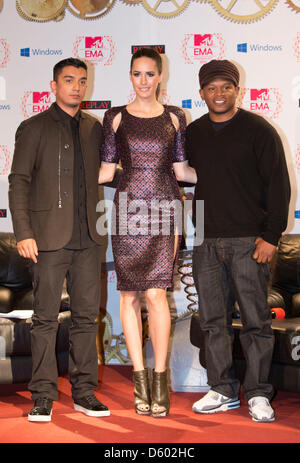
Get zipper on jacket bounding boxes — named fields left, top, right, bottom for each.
left=58, top=129, right=62, bottom=208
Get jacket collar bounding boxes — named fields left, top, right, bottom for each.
left=48, top=102, right=87, bottom=122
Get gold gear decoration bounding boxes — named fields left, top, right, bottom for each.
left=0, top=1, right=3, bottom=12
left=16, top=0, right=67, bottom=22
left=67, top=0, right=115, bottom=19
left=97, top=311, right=113, bottom=363
left=121, top=0, right=141, bottom=5
left=142, top=0, right=190, bottom=18
left=286, top=0, right=300, bottom=12
left=53, top=12, right=65, bottom=20
left=210, top=0, right=279, bottom=23
left=97, top=311, right=131, bottom=364
left=105, top=333, right=131, bottom=364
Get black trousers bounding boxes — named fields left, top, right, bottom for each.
left=28, top=246, right=101, bottom=401
left=193, top=237, right=274, bottom=401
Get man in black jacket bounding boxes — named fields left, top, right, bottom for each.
left=187, top=59, right=290, bottom=422
left=9, top=58, right=109, bottom=422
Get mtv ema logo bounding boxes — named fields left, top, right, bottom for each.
left=237, top=88, right=282, bottom=119
left=0, top=146, right=11, bottom=175
left=21, top=91, right=55, bottom=119
left=181, top=34, right=225, bottom=64
left=73, top=36, right=116, bottom=66
left=0, top=39, right=10, bottom=68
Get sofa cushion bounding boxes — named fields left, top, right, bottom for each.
left=190, top=312, right=300, bottom=367
left=0, top=286, right=70, bottom=314
left=0, top=352, right=69, bottom=384
left=0, top=232, right=70, bottom=314
left=0, top=232, right=32, bottom=290
left=0, top=287, right=34, bottom=313
left=292, top=293, right=300, bottom=316
left=232, top=318, right=300, bottom=367
left=0, top=311, right=71, bottom=357
left=270, top=234, right=300, bottom=317
left=267, top=288, right=286, bottom=310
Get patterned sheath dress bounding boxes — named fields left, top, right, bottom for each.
left=101, top=105, right=186, bottom=291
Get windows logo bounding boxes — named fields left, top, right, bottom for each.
left=20, top=48, right=30, bottom=57
left=237, top=43, right=247, bottom=53
left=182, top=99, right=192, bottom=109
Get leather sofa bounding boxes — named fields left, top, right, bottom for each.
left=0, top=232, right=71, bottom=383
left=190, top=234, right=300, bottom=393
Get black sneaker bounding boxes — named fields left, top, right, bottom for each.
left=28, top=398, right=53, bottom=422
left=74, top=395, right=110, bottom=417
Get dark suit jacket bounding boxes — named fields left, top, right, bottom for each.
left=9, top=103, right=103, bottom=250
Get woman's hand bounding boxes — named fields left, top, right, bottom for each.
left=98, top=162, right=117, bottom=184
left=173, top=160, right=197, bottom=184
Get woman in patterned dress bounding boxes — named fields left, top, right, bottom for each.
left=98, top=48, right=196, bottom=417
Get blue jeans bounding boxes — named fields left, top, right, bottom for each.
left=193, top=237, right=274, bottom=401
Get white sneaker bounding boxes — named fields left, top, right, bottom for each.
left=192, top=389, right=240, bottom=414
left=248, top=396, right=275, bottom=422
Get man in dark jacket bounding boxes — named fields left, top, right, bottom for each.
left=9, top=57, right=109, bottom=422
left=187, top=59, right=291, bottom=422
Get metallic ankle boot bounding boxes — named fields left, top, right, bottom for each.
left=133, top=369, right=151, bottom=415
left=151, top=370, right=170, bottom=417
